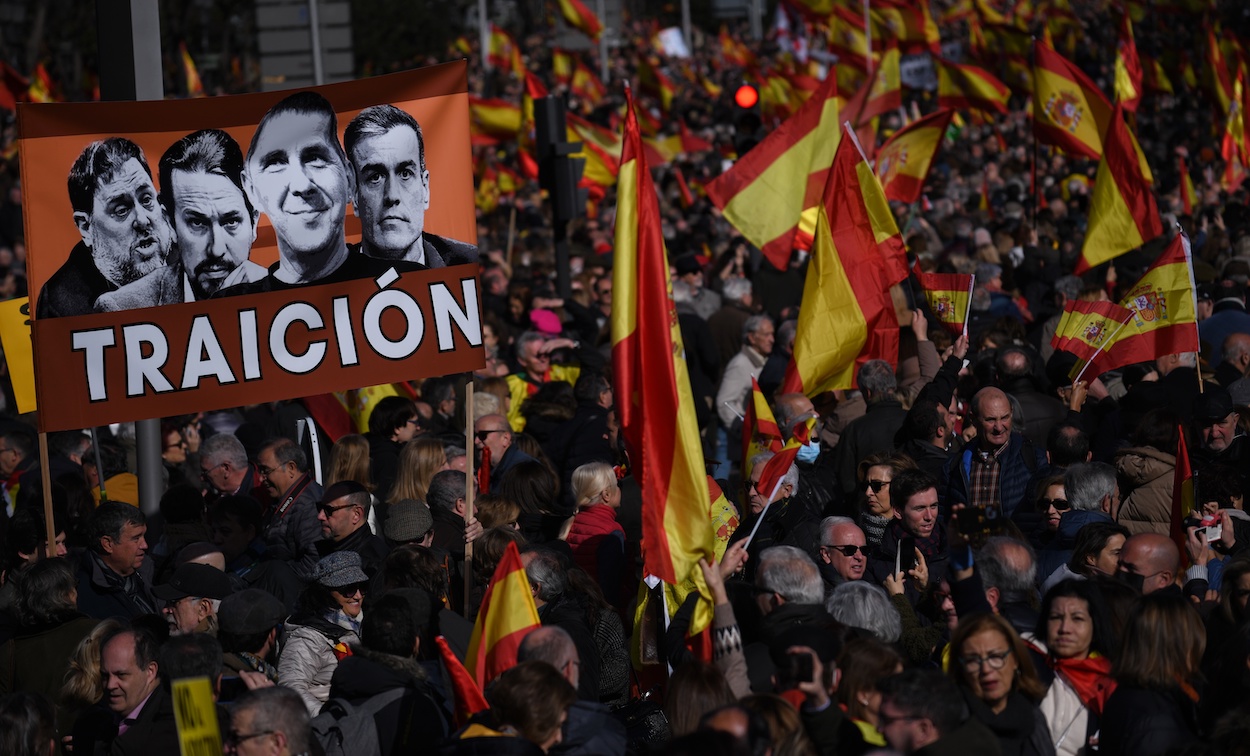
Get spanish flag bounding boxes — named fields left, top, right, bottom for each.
left=468, top=97, right=522, bottom=142
left=1169, top=426, right=1194, bottom=558
left=487, top=25, right=525, bottom=78
left=704, top=74, right=841, bottom=271
left=913, top=263, right=974, bottom=335
left=719, top=26, right=756, bottom=69
left=179, top=43, right=204, bottom=98
left=707, top=476, right=740, bottom=561
left=1032, top=41, right=1112, bottom=161
left=1207, top=25, right=1236, bottom=116
left=435, top=636, right=489, bottom=727
left=1179, top=156, right=1198, bottom=215
left=465, top=542, right=541, bottom=688
left=553, top=48, right=574, bottom=83
left=638, top=57, right=677, bottom=113
left=612, top=86, right=715, bottom=632
left=742, top=377, right=784, bottom=480
left=828, top=6, right=871, bottom=69
left=781, top=124, right=908, bottom=396
left=935, top=58, right=1010, bottom=115
left=1114, top=14, right=1142, bottom=111
left=1082, top=233, right=1199, bottom=378
left=27, top=63, right=55, bottom=104
left=860, top=41, right=903, bottom=122
left=557, top=0, right=603, bottom=40
left=1075, top=104, right=1162, bottom=274
left=1142, top=56, right=1173, bottom=95
left=571, top=59, right=606, bottom=103
left=1050, top=299, right=1135, bottom=378
left=875, top=108, right=954, bottom=203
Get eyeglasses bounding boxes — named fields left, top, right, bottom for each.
left=865, top=479, right=890, bottom=493
left=257, top=464, right=278, bottom=476
left=224, top=730, right=274, bottom=747
left=164, top=439, right=187, bottom=450
left=200, top=462, right=227, bottom=480
left=406, top=418, right=422, bottom=427
left=823, top=544, right=869, bottom=557
left=334, top=583, right=366, bottom=597
left=475, top=429, right=505, bottom=441
left=877, top=712, right=922, bottom=728
left=959, top=649, right=1012, bottom=672
left=1041, top=498, right=1069, bottom=511
left=317, top=502, right=356, bottom=517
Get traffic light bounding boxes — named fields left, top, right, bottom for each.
left=733, top=84, right=763, bottom=157
left=533, top=95, right=586, bottom=225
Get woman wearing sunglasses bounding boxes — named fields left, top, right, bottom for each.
left=855, top=451, right=917, bottom=551
left=278, top=551, right=367, bottom=714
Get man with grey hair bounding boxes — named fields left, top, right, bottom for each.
left=716, top=314, right=775, bottom=431
left=344, top=103, right=478, bottom=267
left=817, top=516, right=867, bottom=587
left=943, top=386, right=1048, bottom=520
left=1036, top=462, right=1119, bottom=587
left=832, top=359, right=908, bottom=499
left=199, top=433, right=272, bottom=508
left=503, top=330, right=583, bottom=432
left=227, top=686, right=312, bottom=756
left=517, top=625, right=628, bottom=753
left=755, top=545, right=836, bottom=643
left=708, top=276, right=756, bottom=371
left=521, top=548, right=601, bottom=701
left=728, top=450, right=820, bottom=579
left=975, top=536, right=1039, bottom=635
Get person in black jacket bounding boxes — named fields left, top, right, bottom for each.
left=324, top=594, right=450, bottom=755
left=75, top=502, right=158, bottom=621
left=517, top=625, right=626, bottom=755
left=314, top=481, right=390, bottom=578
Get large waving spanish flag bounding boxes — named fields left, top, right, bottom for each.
left=1051, top=299, right=1136, bottom=380
left=465, top=541, right=541, bottom=688
left=1075, top=104, right=1162, bottom=273
left=557, top=0, right=603, bottom=40
left=782, top=124, right=908, bottom=396
left=1079, top=233, right=1199, bottom=378
left=935, top=58, right=1010, bottom=115
left=612, top=87, right=715, bottom=632
left=1033, top=41, right=1112, bottom=161
left=860, top=41, right=902, bottom=122
left=875, top=108, right=954, bottom=203
left=704, top=74, right=841, bottom=271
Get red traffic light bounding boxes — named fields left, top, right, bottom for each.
left=734, top=84, right=759, bottom=109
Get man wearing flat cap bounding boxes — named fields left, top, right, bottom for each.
left=218, top=587, right=287, bottom=684
left=153, top=561, right=233, bottom=636
left=1192, top=386, right=1250, bottom=500
left=315, top=480, right=389, bottom=577
left=383, top=498, right=434, bottom=548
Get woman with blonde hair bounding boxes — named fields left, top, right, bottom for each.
left=948, top=612, right=1054, bottom=756
left=389, top=437, right=448, bottom=507
left=475, top=493, right=521, bottom=531
left=564, top=462, right=624, bottom=598
left=62, top=618, right=124, bottom=755
left=1101, top=593, right=1205, bottom=755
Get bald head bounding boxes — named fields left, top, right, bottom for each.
left=473, top=413, right=513, bottom=461
left=1223, top=332, right=1250, bottom=371
left=972, top=387, right=1013, bottom=448
left=1117, top=533, right=1180, bottom=594
left=775, top=393, right=816, bottom=433
left=517, top=625, right=579, bottom=688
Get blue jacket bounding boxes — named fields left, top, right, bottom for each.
left=1035, top=509, right=1114, bottom=587
left=942, top=433, right=1047, bottom=520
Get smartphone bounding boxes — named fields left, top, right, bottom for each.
left=218, top=676, right=245, bottom=702
left=1206, top=524, right=1223, bottom=543
left=897, top=536, right=917, bottom=575
left=958, top=508, right=989, bottom=536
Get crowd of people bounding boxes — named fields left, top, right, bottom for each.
left=2, top=1, right=1250, bottom=755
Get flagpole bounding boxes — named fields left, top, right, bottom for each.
left=863, top=0, right=873, bottom=79
left=1072, top=308, right=1137, bottom=386
left=740, top=477, right=786, bottom=550
left=1176, top=223, right=1203, bottom=395
left=1030, top=37, right=1039, bottom=222
left=464, top=382, right=476, bottom=617
left=963, top=273, right=976, bottom=338
left=478, top=0, right=490, bottom=72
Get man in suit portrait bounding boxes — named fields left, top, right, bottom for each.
left=344, top=104, right=478, bottom=268
left=37, top=137, right=173, bottom=318
left=220, top=90, right=423, bottom=296
left=95, top=129, right=266, bottom=311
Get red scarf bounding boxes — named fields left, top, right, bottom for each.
left=1051, top=655, right=1117, bottom=716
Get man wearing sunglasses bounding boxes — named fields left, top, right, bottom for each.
left=817, top=516, right=868, bottom=587
left=314, top=480, right=388, bottom=578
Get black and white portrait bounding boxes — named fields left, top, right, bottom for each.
left=37, top=137, right=174, bottom=318
left=344, top=104, right=478, bottom=268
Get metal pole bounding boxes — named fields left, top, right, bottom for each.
left=597, top=0, right=609, bottom=84
left=681, top=0, right=692, bottom=56
left=750, top=0, right=763, bottom=41
left=307, top=0, right=325, bottom=86
left=479, top=0, right=491, bottom=71
left=96, top=0, right=163, bottom=516
left=89, top=427, right=108, bottom=502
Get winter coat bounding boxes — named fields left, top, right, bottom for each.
left=1099, top=685, right=1200, bottom=756
left=1038, top=671, right=1092, bottom=756
left=327, top=646, right=451, bottom=754
left=913, top=717, right=1004, bottom=756
left=0, top=614, right=98, bottom=734
left=278, top=614, right=360, bottom=714
left=943, top=433, right=1048, bottom=520
left=565, top=504, right=624, bottom=579
left=75, top=550, right=158, bottom=621
left=963, top=688, right=1055, bottom=756
left=1035, top=510, right=1114, bottom=589
left=1114, top=446, right=1176, bottom=535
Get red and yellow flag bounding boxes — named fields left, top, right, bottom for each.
left=742, top=377, right=783, bottom=480
left=487, top=25, right=525, bottom=78
left=1033, top=41, right=1112, bottom=161
left=704, top=74, right=841, bottom=271
left=638, top=57, right=677, bottom=113
left=1142, top=56, right=1173, bottom=95
left=612, top=87, right=714, bottom=629
left=435, top=636, right=489, bottom=728
left=27, top=62, right=55, bottom=104
left=875, top=108, right=954, bottom=203
left=557, top=0, right=603, bottom=40
left=935, top=58, right=1010, bottom=115
left=1075, top=104, right=1162, bottom=273
left=782, top=126, right=908, bottom=396
left=1207, top=25, right=1236, bottom=116
left=1179, top=156, right=1198, bottom=215
left=719, top=26, right=756, bottom=68
left=1169, top=426, right=1194, bottom=558
left=1082, top=233, right=1199, bottom=378
left=465, top=541, right=541, bottom=688
left=913, top=263, right=973, bottom=335
left=468, top=97, right=522, bottom=142
left=179, top=43, right=204, bottom=98
left=571, top=59, right=606, bottom=103
left=553, top=49, right=574, bottom=84
left=860, top=41, right=903, bottom=122
left=1114, top=14, right=1142, bottom=111
left=1050, top=299, right=1135, bottom=377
